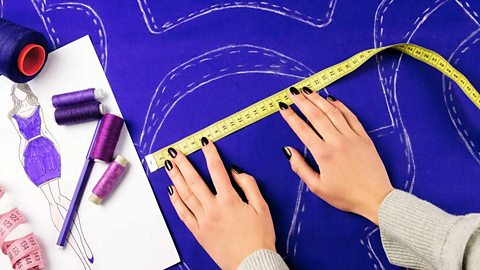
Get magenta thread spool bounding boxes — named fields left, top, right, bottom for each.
left=89, top=155, right=129, bottom=205
left=90, top=113, right=124, bottom=163
left=52, top=88, right=103, bottom=108
left=54, top=101, right=105, bottom=125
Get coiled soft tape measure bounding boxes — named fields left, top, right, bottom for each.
left=145, top=43, right=480, bottom=172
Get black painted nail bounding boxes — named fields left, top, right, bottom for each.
left=165, top=160, right=173, bottom=171
left=282, top=146, right=292, bottom=160
left=231, top=165, right=243, bottom=174
left=327, top=95, right=337, bottom=101
left=168, top=148, right=177, bottom=158
left=279, top=102, right=289, bottom=110
left=201, top=137, right=209, bottom=146
left=289, top=87, right=300, bottom=95
left=167, top=186, right=174, bottom=196
left=302, top=87, right=313, bottom=94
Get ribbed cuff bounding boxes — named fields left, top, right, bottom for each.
left=237, top=249, right=288, bottom=270
left=378, top=189, right=460, bottom=270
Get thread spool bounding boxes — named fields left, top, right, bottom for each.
left=0, top=18, right=49, bottom=83
left=52, top=88, right=103, bottom=108
left=89, top=155, right=129, bottom=205
left=90, top=113, right=124, bottom=163
left=54, top=101, right=105, bottom=125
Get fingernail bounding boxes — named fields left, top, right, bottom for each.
left=168, top=147, right=177, bottom=158
left=201, top=137, right=209, bottom=146
left=231, top=165, right=243, bottom=174
left=167, top=186, right=174, bottom=196
left=302, top=87, right=313, bottom=94
left=327, top=95, right=337, bottom=101
left=165, top=160, right=173, bottom=171
left=282, top=146, right=292, bottom=160
left=279, top=102, right=289, bottom=110
left=289, top=87, right=300, bottom=95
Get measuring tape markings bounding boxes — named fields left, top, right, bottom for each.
left=145, top=43, right=480, bottom=172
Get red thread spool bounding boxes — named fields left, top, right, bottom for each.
left=17, top=44, right=46, bottom=76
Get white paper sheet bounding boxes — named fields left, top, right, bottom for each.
left=0, top=36, right=179, bottom=270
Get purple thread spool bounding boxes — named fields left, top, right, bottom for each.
left=89, top=155, right=129, bottom=205
left=90, top=113, right=124, bottom=163
left=54, top=101, right=104, bottom=125
left=52, top=88, right=103, bottom=108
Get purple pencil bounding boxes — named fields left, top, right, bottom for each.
left=56, top=119, right=102, bottom=248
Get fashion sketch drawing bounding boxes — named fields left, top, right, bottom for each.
left=8, top=83, right=94, bottom=270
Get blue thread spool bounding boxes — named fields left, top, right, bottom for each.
left=0, top=18, right=50, bottom=83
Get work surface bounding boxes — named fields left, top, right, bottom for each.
left=5, top=1, right=480, bottom=269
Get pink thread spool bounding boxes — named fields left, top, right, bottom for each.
left=89, top=155, right=129, bottom=205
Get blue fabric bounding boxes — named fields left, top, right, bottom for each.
left=4, top=1, right=479, bottom=269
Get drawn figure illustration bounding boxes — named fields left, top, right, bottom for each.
left=8, top=83, right=94, bottom=270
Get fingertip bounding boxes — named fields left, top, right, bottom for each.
left=327, top=95, right=337, bottom=102
left=201, top=136, right=209, bottom=147
left=231, top=165, right=244, bottom=175
left=282, top=146, right=292, bottom=160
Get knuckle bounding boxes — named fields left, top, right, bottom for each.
left=187, top=177, right=200, bottom=188
left=258, top=200, right=270, bottom=213
left=297, top=123, right=311, bottom=134
left=208, top=158, right=223, bottom=170
left=290, top=160, right=301, bottom=175
left=311, top=113, right=325, bottom=124
left=177, top=209, right=189, bottom=222
left=221, top=194, right=237, bottom=205
left=181, top=190, right=194, bottom=203
left=316, top=149, right=332, bottom=161
left=350, top=114, right=359, bottom=122
left=335, top=138, right=350, bottom=150
left=309, top=184, right=322, bottom=195
left=326, top=107, right=341, bottom=118
left=204, top=210, right=219, bottom=225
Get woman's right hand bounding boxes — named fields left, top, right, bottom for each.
left=279, top=87, right=393, bottom=225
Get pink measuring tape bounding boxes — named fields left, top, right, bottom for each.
left=0, top=187, right=45, bottom=270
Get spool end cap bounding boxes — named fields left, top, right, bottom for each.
left=17, top=44, right=46, bottom=76
left=114, top=155, right=129, bottom=167
left=89, top=194, right=103, bottom=205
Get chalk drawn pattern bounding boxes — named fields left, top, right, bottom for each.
left=136, top=1, right=337, bottom=34
left=443, top=22, right=480, bottom=164
left=138, top=44, right=324, bottom=270
left=366, top=0, right=480, bottom=268
left=30, top=0, right=108, bottom=71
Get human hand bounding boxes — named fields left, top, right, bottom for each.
left=165, top=138, right=276, bottom=270
left=279, top=87, right=393, bottom=225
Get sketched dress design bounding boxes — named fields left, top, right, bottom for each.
left=12, top=106, right=61, bottom=186
left=8, top=83, right=94, bottom=270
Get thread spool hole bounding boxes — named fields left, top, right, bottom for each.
left=17, top=44, right=46, bottom=76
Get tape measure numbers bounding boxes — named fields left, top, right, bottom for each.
left=145, top=43, right=480, bottom=172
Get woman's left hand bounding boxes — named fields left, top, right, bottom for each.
left=165, top=139, right=276, bottom=270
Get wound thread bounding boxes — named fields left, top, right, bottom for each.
left=0, top=18, right=49, bottom=83
left=52, top=88, right=103, bottom=108
left=89, top=155, right=129, bottom=205
left=54, top=101, right=104, bottom=125
left=90, top=113, right=124, bottom=162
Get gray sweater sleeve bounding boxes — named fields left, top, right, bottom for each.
left=379, top=189, right=480, bottom=270
left=237, top=249, right=289, bottom=270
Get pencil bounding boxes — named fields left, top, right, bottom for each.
left=56, top=119, right=102, bottom=248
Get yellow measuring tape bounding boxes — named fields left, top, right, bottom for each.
left=145, top=43, right=480, bottom=172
